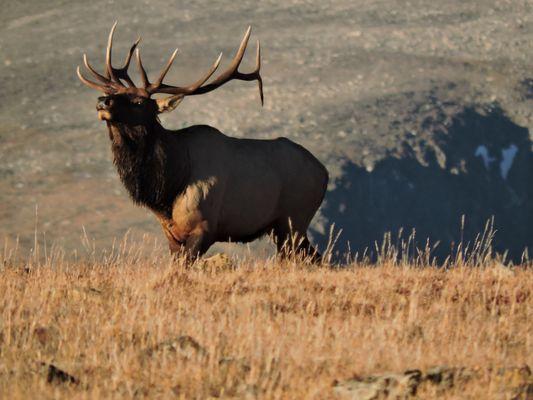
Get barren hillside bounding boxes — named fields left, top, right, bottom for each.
left=0, top=0, right=531, bottom=258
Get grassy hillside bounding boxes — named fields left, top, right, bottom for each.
left=1, top=239, right=531, bottom=399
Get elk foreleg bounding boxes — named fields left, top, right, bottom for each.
left=183, top=225, right=213, bottom=262
left=156, top=214, right=185, bottom=257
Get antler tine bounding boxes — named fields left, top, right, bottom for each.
left=228, top=25, right=252, bottom=76
left=194, top=26, right=252, bottom=90
left=255, top=39, right=264, bottom=105
left=115, top=37, right=141, bottom=87
left=184, top=26, right=263, bottom=104
left=151, top=52, right=223, bottom=95
left=105, top=21, right=123, bottom=85
left=78, top=24, right=263, bottom=102
left=83, top=54, right=122, bottom=89
left=77, top=66, right=116, bottom=94
left=148, top=26, right=263, bottom=104
left=186, top=52, right=223, bottom=91
left=78, top=22, right=143, bottom=95
left=104, top=22, right=141, bottom=88
left=136, top=48, right=150, bottom=88
left=122, top=37, right=141, bottom=69
left=152, top=48, right=179, bottom=88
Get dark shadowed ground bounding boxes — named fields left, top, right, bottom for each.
left=319, top=104, right=532, bottom=262
left=0, top=0, right=531, bottom=260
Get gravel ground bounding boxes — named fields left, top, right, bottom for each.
left=0, top=0, right=531, bottom=257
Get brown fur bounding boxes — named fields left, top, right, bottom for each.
left=91, top=93, right=328, bottom=261
left=77, top=25, right=327, bottom=260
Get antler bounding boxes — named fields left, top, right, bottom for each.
left=77, top=23, right=263, bottom=104
left=193, top=26, right=263, bottom=105
left=136, top=48, right=223, bottom=97
left=104, top=22, right=141, bottom=88
left=144, top=26, right=263, bottom=105
left=77, top=21, right=143, bottom=95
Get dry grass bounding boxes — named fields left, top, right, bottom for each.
left=0, top=236, right=531, bottom=399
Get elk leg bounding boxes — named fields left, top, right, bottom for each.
left=273, top=224, right=302, bottom=259
left=167, top=237, right=184, bottom=256
left=155, top=215, right=185, bottom=257
left=183, top=227, right=213, bottom=262
left=273, top=220, right=321, bottom=263
left=297, top=236, right=322, bottom=263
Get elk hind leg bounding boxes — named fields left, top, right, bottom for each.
left=297, top=236, right=322, bottom=263
left=273, top=219, right=321, bottom=263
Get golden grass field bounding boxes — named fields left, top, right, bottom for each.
left=0, top=235, right=531, bottom=399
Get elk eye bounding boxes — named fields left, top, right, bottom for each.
left=133, top=98, right=144, bottom=105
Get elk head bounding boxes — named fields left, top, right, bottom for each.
left=77, top=22, right=263, bottom=126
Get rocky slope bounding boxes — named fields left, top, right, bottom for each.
left=0, top=0, right=531, bottom=259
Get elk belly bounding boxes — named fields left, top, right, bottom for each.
left=217, top=167, right=282, bottom=241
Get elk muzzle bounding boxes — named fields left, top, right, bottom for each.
left=96, top=96, right=113, bottom=121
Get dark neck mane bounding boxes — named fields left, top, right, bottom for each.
left=107, top=120, right=189, bottom=215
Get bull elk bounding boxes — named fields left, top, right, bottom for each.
left=77, top=22, right=328, bottom=261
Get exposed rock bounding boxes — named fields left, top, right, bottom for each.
left=333, top=365, right=532, bottom=399
left=196, top=253, right=233, bottom=270
left=316, top=104, right=532, bottom=263
left=423, top=366, right=478, bottom=392
left=42, top=363, right=80, bottom=385
left=141, top=335, right=208, bottom=361
left=333, top=369, right=422, bottom=400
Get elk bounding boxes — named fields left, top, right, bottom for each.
left=77, top=22, right=328, bottom=261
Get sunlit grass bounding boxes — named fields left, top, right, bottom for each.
left=0, top=232, right=531, bottom=399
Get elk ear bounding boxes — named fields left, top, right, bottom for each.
left=156, top=95, right=185, bottom=113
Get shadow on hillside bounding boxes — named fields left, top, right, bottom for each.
left=315, top=105, right=532, bottom=263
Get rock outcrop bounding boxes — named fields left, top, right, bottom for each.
left=316, top=104, right=532, bottom=263
left=333, top=365, right=532, bottom=399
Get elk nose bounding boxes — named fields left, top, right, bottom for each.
left=96, top=96, right=113, bottom=110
